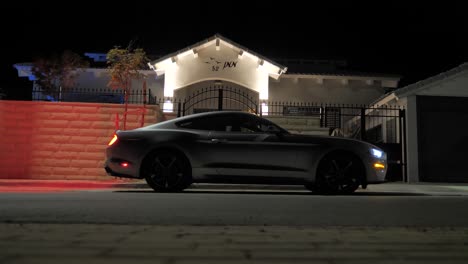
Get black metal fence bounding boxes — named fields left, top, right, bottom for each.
left=32, top=87, right=149, bottom=104
left=156, top=98, right=403, bottom=141
left=261, top=102, right=404, bottom=143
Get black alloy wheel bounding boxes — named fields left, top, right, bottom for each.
left=143, top=150, right=192, bottom=192
left=312, top=153, right=363, bottom=195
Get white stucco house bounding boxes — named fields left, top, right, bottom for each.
left=372, top=62, right=468, bottom=183
left=14, top=34, right=400, bottom=110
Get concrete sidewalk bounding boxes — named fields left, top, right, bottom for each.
left=1, top=179, right=468, bottom=196
left=1, top=223, right=468, bottom=264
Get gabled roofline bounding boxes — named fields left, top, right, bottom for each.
left=149, top=34, right=287, bottom=73
left=395, top=62, right=468, bottom=97
left=371, top=62, right=468, bottom=106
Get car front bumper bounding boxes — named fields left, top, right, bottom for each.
left=365, top=157, right=387, bottom=183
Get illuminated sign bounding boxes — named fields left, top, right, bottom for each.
left=204, top=57, right=238, bottom=71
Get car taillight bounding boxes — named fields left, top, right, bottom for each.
left=108, top=134, right=118, bottom=146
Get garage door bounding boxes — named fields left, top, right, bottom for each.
left=417, top=96, right=468, bottom=182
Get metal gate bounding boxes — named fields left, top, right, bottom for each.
left=180, top=86, right=258, bottom=116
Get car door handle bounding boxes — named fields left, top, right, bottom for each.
left=211, top=138, right=228, bottom=143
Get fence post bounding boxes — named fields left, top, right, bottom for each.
left=320, top=106, right=324, bottom=127
left=177, top=101, right=181, bottom=117
left=324, top=107, right=328, bottom=127
left=360, top=108, right=366, bottom=141
left=182, top=100, right=186, bottom=116
left=218, top=89, right=223, bottom=111
left=400, top=108, right=407, bottom=182
left=141, top=89, right=146, bottom=127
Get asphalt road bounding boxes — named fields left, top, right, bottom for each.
left=1, top=189, right=468, bottom=227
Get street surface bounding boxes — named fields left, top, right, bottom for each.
left=1, top=183, right=468, bottom=263
left=1, top=224, right=467, bottom=264
left=1, top=188, right=468, bottom=226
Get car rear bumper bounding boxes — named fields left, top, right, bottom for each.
left=104, top=159, right=140, bottom=179
left=104, top=166, right=136, bottom=179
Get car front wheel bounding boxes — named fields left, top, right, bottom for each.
left=142, top=150, right=192, bottom=192
left=308, top=152, right=364, bottom=195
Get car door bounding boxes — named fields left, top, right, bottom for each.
left=208, top=114, right=302, bottom=180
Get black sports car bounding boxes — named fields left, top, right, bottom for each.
left=105, top=111, right=387, bottom=194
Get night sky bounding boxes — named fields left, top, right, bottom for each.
left=1, top=2, right=468, bottom=100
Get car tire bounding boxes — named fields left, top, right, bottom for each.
left=308, top=152, right=364, bottom=195
left=142, top=149, right=192, bottom=192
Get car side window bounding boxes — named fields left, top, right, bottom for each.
left=238, top=116, right=265, bottom=133
left=178, top=118, right=216, bottom=130
left=177, top=116, right=239, bottom=132
left=241, top=115, right=284, bottom=133
left=177, top=114, right=284, bottom=133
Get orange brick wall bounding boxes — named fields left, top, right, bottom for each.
left=0, top=101, right=162, bottom=180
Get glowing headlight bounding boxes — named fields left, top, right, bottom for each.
left=371, top=148, right=383, bottom=158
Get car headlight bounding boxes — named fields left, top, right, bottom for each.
left=370, top=148, right=384, bottom=159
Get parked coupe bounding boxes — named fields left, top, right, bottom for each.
left=105, top=111, right=387, bottom=194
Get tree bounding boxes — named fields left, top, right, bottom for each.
left=32, top=50, right=89, bottom=99
left=106, top=46, right=149, bottom=130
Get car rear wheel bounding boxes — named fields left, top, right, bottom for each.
left=308, top=152, right=363, bottom=195
left=142, top=150, right=192, bottom=192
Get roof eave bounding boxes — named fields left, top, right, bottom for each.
left=149, top=34, right=288, bottom=73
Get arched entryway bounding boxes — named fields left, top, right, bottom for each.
left=174, top=80, right=259, bottom=116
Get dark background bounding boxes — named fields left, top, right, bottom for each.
left=1, top=1, right=467, bottom=100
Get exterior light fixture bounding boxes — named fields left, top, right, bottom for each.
left=257, top=59, right=264, bottom=71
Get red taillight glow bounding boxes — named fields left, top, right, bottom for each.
left=120, top=162, right=129, bottom=168
left=108, top=134, right=118, bottom=146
